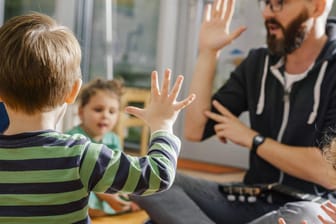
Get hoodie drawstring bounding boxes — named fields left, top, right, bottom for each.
left=256, top=56, right=269, bottom=115
left=307, top=61, right=328, bottom=124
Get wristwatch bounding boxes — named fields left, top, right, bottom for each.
left=251, top=134, right=265, bottom=154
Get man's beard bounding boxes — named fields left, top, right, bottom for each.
left=266, top=10, right=309, bottom=56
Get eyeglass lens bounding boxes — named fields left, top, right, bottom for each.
left=259, top=0, right=283, bottom=12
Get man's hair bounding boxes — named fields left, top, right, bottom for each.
left=78, top=78, right=124, bottom=108
left=0, top=12, right=82, bottom=114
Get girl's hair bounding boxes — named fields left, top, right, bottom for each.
left=77, top=78, right=124, bottom=107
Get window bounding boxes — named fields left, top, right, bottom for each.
left=2, top=0, right=76, bottom=30
left=88, top=0, right=160, bottom=88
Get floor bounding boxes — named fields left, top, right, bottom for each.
left=91, top=159, right=246, bottom=224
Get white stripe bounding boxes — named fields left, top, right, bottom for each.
left=307, top=61, right=328, bottom=124
left=256, top=56, right=269, bottom=115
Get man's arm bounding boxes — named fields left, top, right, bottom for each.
left=184, top=51, right=218, bottom=141
left=184, top=0, right=245, bottom=141
left=257, top=140, right=336, bottom=190
left=205, top=100, right=336, bottom=190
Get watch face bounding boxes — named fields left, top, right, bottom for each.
left=255, top=135, right=264, bottom=143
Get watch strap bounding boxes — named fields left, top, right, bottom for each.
left=251, top=134, right=265, bottom=154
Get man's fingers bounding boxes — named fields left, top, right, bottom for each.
left=229, top=26, right=247, bottom=42
left=204, top=110, right=227, bottom=123
left=223, top=0, right=235, bottom=24
left=212, top=100, right=234, bottom=118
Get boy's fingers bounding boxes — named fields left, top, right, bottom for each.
left=175, top=94, right=196, bottom=111
left=212, top=0, right=220, bottom=18
left=161, top=69, right=171, bottom=97
left=151, top=71, right=160, bottom=97
left=169, top=75, right=184, bottom=102
left=124, top=106, right=144, bottom=120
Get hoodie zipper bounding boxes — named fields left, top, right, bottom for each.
left=277, top=85, right=291, bottom=183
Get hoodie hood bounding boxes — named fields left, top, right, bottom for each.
left=326, top=17, right=336, bottom=41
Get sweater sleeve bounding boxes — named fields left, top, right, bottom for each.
left=80, top=130, right=181, bottom=196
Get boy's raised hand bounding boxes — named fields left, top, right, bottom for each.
left=125, top=69, right=196, bottom=133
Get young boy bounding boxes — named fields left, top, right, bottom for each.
left=0, top=12, right=195, bottom=223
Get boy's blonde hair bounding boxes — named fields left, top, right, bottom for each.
left=0, top=12, right=82, bottom=114
left=78, top=78, right=124, bottom=108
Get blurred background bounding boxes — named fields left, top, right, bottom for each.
left=1, top=0, right=335, bottom=170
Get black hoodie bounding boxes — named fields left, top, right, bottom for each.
left=203, top=18, right=336, bottom=197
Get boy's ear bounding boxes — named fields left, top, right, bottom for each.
left=65, top=78, right=82, bottom=104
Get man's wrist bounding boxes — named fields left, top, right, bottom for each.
left=251, top=134, right=265, bottom=154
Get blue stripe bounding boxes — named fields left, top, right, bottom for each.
left=0, top=156, right=80, bottom=171
left=157, top=160, right=170, bottom=191
left=0, top=131, right=87, bottom=148
left=149, top=136, right=179, bottom=154
left=109, top=153, right=130, bottom=191
left=0, top=197, right=88, bottom=216
left=87, top=145, right=112, bottom=190
left=0, top=180, right=83, bottom=194
left=148, top=149, right=176, bottom=167
left=79, top=143, right=90, bottom=169
left=73, top=217, right=90, bottom=224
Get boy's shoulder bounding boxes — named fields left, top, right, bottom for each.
left=65, top=125, right=82, bottom=135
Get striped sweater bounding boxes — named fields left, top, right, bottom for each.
left=0, top=129, right=180, bottom=223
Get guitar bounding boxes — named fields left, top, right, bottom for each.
left=218, top=182, right=327, bottom=204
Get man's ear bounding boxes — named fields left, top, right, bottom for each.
left=311, top=0, right=326, bottom=18
left=65, top=78, right=82, bottom=104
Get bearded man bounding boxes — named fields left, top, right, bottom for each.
left=131, top=0, right=336, bottom=223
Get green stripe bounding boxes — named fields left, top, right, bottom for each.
left=0, top=145, right=83, bottom=160
left=0, top=168, right=79, bottom=183
left=121, top=156, right=141, bottom=193
left=150, top=142, right=177, bottom=160
left=92, top=151, right=121, bottom=192
left=142, top=157, right=161, bottom=195
left=79, top=143, right=102, bottom=189
left=150, top=131, right=180, bottom=149
left=0, top=206, right=88, bottom=224
left=0, top=189, right=87, bottom=206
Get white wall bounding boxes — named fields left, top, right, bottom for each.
left=171, top=0, right=264, bottom=169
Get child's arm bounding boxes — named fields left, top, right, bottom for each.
left=82, top=69, right=195, bottom=195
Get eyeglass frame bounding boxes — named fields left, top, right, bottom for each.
left=258, top=0, right=284, bottom=13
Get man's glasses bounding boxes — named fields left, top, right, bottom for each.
left=258, top=0, right=284, bottom=13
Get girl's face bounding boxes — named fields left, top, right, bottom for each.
left=78, top=90, right=120, bottom=142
